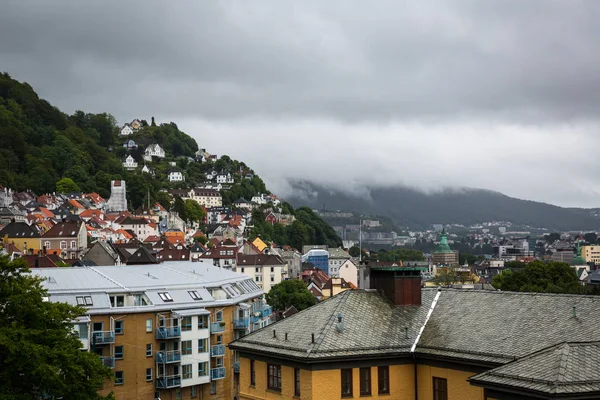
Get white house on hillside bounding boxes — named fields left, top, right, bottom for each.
left=216, top=172, right=234, bottom=184
left=120, top=124, right=134, bottom=136
left=123, top=155, right=138, bottom=170
left=168, top=170, right=184, bottom=182
left=144, top=144, right=166, bottom=161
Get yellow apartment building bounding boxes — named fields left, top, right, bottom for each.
left=34, top=261, right=274, bottom=400
left=0, top=221, right=41, bottom=252
left=230, top=265, right=600, bottom=400
left=581, top=245, right=600, bottom=264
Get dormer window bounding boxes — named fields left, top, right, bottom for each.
left=158, top=292, right=173, bottom=302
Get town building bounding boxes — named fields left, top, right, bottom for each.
left=168, top=170, right=185, bottom=182
left=40, top=221, right=87, bottom=260
left=327, top=247, right=352, bottom=277
left=33, top=262, right=273, bottom=400
left=581, top=244, right=600, bottom=264
left=231, top=264, right=600, bottom=400
left=236, top=254, right=287, bottom=292
left=123, top=155, right=138, bottom=170
left=106, top=180, right=127, bottom=212
left=302, top=248, right=329, bottom=275
left=431, top=229, right=459, bottom=266
left=190, top=188, right=223, bottom=208
left=0, top=221, right=41, bottom=253
left=144, top=144, right=166, bottom=161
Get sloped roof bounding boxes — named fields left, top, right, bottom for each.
left=0, top=221, right=40, bottom=238
left=469, top=341, right=600, bottom=396
left=230, top=289, right=436, bottom=361
left=237, top=254, right=286, bottom=266
left=43, top=221, right=81, bottom=238
left=252, top=237, right=268, bottom=252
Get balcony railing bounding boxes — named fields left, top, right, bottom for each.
left=210, top=344, right=225, bottom=357
left=211, top=367, right=226, bottom=380
left=155, top=350, right=182, bottom=363
left=210, top=322, right=226, bottom=333
left=155, top=326, right=181, bottom=339
left=233, top=318, right=250, bottom=329
left=100, top=356, right=115, bottom=368
left=92, top=331, right=115, bottom=345
left=233, top=361, right=240, bottom=373
left=155, top=375, right=181, bottom=389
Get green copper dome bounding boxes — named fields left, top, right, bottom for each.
left=434, top=229, right=453, bottom=254
left=571, top=243, right=586, bottom=266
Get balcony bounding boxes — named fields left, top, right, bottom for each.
left=233, top=318, right=249, bottom=329
left=155, top=326, right=181, bottom=339
left=210, top=322, right=226, bottom=333
left=155, top=375, right=181, bottom=389
left=211, top=367, right=226, bottom=380
left=100, top=356, right=115, bottom=368
left=233, top=361, right=240, bottom=374
left=155, top=350, right=182, bottom=363
left=262, top=306, right=273, bottom=318
left=92, top=331, right=115, bottom=345
left=210, top=344, right=225, bottom=357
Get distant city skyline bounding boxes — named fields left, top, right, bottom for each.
left=3, top=1, right=600, bottom=207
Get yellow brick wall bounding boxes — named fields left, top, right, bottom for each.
left=416, top=365, right=483, bottom=400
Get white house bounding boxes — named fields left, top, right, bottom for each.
left=120, top=124, right=134, bottom=136
left=205, top=170, right=218, bottom=181
left=168, top=170, right=185, bottom=182
left=143, top=144, right=166, bottom=161
left=216, top=172, right=234, bottom=184
left=123, top=155, right=138, bottom=170
left=337, top=259, right=358, bottom=287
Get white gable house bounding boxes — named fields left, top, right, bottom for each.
left=123, top=155, right=138, bottom=170
left=120, top=124, right=134, bottom=136
left=168, top=170, right=185, bottom=182
left=216, top=172, right=234, bottom=184
left=144, top=144, right=166, bottom=161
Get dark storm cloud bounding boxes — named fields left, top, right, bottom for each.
left=2, top=1, right=600, bottom=207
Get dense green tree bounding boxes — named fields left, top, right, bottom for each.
left=492, top=260, right=581, bottom=294
left=172, top=196, right=186, bottom=220
left=370, top=248, right=425, bottom=262
left=155, top=191, right=172, bottom=211
left=265, top=279, right=316, bottom=312
left=0, top=256, right=113, bottom=399
left=458, top=252, right=479, bottom=266
left=183, top=199, right=206, bottom=224
left=56, top=177, right=80, bottom=193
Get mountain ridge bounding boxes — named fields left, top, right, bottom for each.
left=284, top=180, right=600, bottom=231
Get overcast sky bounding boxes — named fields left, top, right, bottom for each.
left=2, top=1, right=600, bottom=207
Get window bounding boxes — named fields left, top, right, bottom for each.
left=216, top=335, right=223, bottom=344
left=215, top=310, right=223, bottom=322
left=84, top=296, right=93, bottom=305
left=146, top=368, right=152, bottom=381
left=182, top=340, right=192, bottom=355
left=250, top=360, right=256, bottom=386
left=197, top=339, right=207, bottom=353
left=92, top=322, right=103, bottom=332
left=114, top=320, right=124, bottom=334
left=191, top=385, right=197, bottom=398
left=183, top=364, right=192, bottom=379
left=115, top=346, right=124, bottom=359
left=341, top=369, right=353, bottom=397
left=44, top=241, right=50, bottom=249
left=76, top=296, right=85, bottom=305
left=294, top=368, right=301, bottom=397
left=70, top=240, right=76, bottom=248
left=146, top=344, right=152, bottom=357
left=210, top=382, right=216, bottom=395
left=146, top=318, right=152, bottom=332
left=60, top=241, right=67, bottom=249
left=267, top=364, right=281, bottom=391
left=378, top=366, right=390, bottom=394
left=216, top=357, right=224, bottom=367
left=271, top=276, right=274, bottom=282
left=158, top=292, right=173, bottom=302
left=197, top=315, right=208, bottom=329
left=182, top=317, right=192, bottom=331
left=433, top=377, right=448, bottom=400
left=114, top=371, right=124, bottom=385
left=360, top=367, right=371, bottom=395
left=270, top=267, right=274, bottom=272
left=188, top=290, right=202, bottom=300
left=198, top=362, right=208, bottom=377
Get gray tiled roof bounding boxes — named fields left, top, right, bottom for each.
left=469, top=341, right=600, bottom=395
left=418, top=290, right=600, bottom=364
left=230, top=289, right=437, bottom=360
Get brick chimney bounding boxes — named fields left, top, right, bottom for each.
left=368, top=263, right=423, bottom=306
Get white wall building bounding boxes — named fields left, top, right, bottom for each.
left=123, top=155, right=138, bottom=170
left=169, top=171, right=185, bottom=182
left=235, top=254, right=287, bottom=292
left=144, top=144, right=166, bottom=161
left=120, top=125, right=134, bottom=136
left=106, top=180, right=127, bottom=212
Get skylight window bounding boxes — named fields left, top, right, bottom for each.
left=76, top=296, right=85, bottom=305
left=84, top=296, right=93, bottom=305
left=158, top=292, right=173, bottom=302
left=188, top=291, right=202, bottom=301
left=76, top=296, right=93, bottom=306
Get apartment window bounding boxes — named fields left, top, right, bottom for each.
left=215, top=310, right=223, bottom=322
left=198, top=362, right=208, bottom=377
left=146, top=368, right=152, bottom=381
left=216, top=357, right=224, bottom=368
left=183, top=364, right=192, bottom=379
left=114, top=320, right=124, bottom=334
left=270, top=267, right=274, bottom=272
left=191, top=385, right=197, bottom=398
left=216, top=334, right=223, bottom=344
left=181, top=340, right=192, bottom=355
left=294, top=368, right=301, bottom=397
left=433, top=377, right=448, bottom=400
left=250, top=360, right=256, bottom=386
left=197, top=339, right=207, bottom=353
left=341, top=369, right=353, bottom=397
left=114, top=371, right=124, bottom=385
left=70, top=240, right=76, bottom=248
left=44, top=241, right=50, bottom=249
left=60, top=241, right=67, bottom=249
left=115, top=346, right=124, bottom=359
left=210, top=382, right=216, bottom=395
left=158, top=292, right=173, bottom=302
left=181, top=317, right=192, bottom=331
left=360, top=367, right=371, bottom=396
left=197, top=315, right=208, bottom=329
left=146, top=343, right=152, bottom=357
left=76, top=296, right=92, bottom=306
left=267, top=364, right=281, bottom=391
left=271, top=276, right=274, bottom=282
left=146, top=318, right=152, bottom=332
left=378, top=366, right=390, bottom=394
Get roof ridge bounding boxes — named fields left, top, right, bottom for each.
left=554, top=342, right=571, bottom=387
left=307, top=290, right=351, bottom=356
